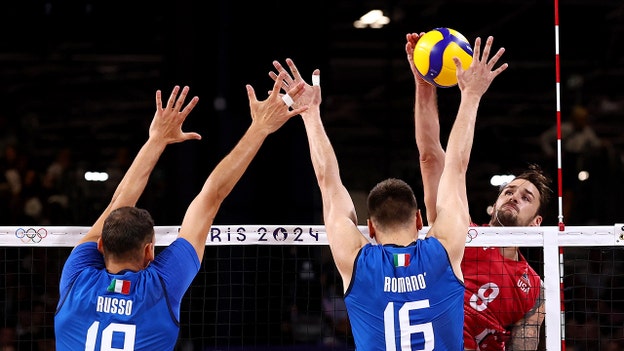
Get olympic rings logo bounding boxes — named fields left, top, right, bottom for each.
left=15, top=228, right=48, bottom=244
left=465, top=228, right=478, bottom=243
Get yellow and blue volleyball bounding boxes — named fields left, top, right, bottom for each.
left=413, top=28, right=473, bottom=88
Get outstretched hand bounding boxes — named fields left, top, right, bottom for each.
left=455, top=36, right=508, bottom=96
left=269, top=58, right=322, bottom=109
left=405, top=32, right=432, bottom=88
left=151, top=85, right=201, bottom=144
left=246, top=71, right=308, bottom=134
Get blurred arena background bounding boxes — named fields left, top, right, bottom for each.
left=0, top=0, right=622, bottom=226
left=0, top=1, right=623, bottom=350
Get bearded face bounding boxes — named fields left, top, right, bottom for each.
left=489, top=180, right=542, bottom=227
left=491, top=201, right=530, bottom=226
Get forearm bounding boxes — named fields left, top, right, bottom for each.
left=414, top=83, right=442, bottom=154
left=509, top=286, right=545, bottom=351
left=415, top=83, right=444, bottom=222
left=432, top=94, right=479, bottom=230
left=509, top=326, right=541, bottom=351
left=302, top=109, right=357, bottom=226
left=301, top=108, right=341, bottom=193
left=444, top=93, right=480, bottom=172
left=201, top=123, right=268, bottom=209
left=110, top=138, right=167, bottom=208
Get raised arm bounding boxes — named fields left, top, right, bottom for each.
left=77, top=86, right=201, bottom=246
left=428, top=36, right=508, bottom=277
left=177, top=72, right=307, bottom=262
left=406, top=32, right=446, bottom=225
left=270, top=58, right=368, bottom=290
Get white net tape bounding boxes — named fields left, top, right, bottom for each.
left=1, top=224, right=622, bottom=247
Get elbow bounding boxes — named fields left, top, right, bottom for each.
left=315, top=166, right=335, bottom=190
left=419, top=148, right=445, bottom=165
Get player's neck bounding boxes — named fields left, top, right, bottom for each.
left=499, top=247, right=519, bottom=261
left=376, top=231, right=416, bottom=246
left=106, top=261, right=143, bottom=274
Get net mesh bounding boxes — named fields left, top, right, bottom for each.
left=1, top=224, right=623, bottom=350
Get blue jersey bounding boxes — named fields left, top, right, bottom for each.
left=55, top=238, right=200, bottom=351
left=345, top=238, right=464, bottom=351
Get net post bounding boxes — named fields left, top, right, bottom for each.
left=544, top=227, right=562, bottom=351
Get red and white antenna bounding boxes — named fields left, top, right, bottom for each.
left=554, top=1, right=567, bottom=350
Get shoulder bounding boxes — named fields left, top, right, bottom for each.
left=67, top=241, right=100, bottom=262
left=152, top=237, right=200, bottom=271
left=357, top=243, right=377, bottom=255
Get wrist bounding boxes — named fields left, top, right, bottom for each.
left=144, top=137, right=168, bottom=151
left=302, top=105, right=321, bottom=115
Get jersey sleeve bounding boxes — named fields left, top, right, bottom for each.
left=59, top=242, right=104, bottom=294
left=151, top=238, right=201, bottom=300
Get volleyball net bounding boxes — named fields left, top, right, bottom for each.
left=1, top=224, right=623, bottom=350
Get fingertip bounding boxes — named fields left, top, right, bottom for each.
left=246, top=84, right=256, bottom=97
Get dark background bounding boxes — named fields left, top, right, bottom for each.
left=1, top=0, right=623, bottom=227
left=1, top=2, right=623, bottom=350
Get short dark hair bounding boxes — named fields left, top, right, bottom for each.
left=367, top=178, right=418, bottom=228
left=101, top=206, right=155, bottom=260
left=501, top=164, right=553, bottom=215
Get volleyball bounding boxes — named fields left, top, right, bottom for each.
left=413, top=27, right=473, bottom=88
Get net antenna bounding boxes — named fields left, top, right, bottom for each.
left=552, top=0, right=567, bottom=350
left=554, top=0, right=565, bottom=231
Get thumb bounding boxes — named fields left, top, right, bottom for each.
left=182, top=132, right=202, bottom=141
left=246, top=84, right=257, bottom=103
left=312, top=69, right=321, bottom=87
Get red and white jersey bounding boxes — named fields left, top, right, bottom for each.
left=462, top=245, right=542, bottom=350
